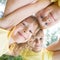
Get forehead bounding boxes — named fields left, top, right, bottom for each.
left=23, top=17, right=35, bottom=23
left=36, top=4, right=54, bottom=16
left=32, top=29, right=44, bottom=39
left=17, top=16, right=38, bottom=26
left=29, top=29, right=44, bottom=42
left=36, top=29, right=44, bottom=38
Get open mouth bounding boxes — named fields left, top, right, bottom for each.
left=18, top=31, right=26, bottom=39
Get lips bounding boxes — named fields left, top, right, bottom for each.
left=35, top=44, right=42, bottom=48
left=34, top=45, right=42, bottom=51
left=18, top=31, right=26, bottom=39
left=50, top=12, right=56, bottom=21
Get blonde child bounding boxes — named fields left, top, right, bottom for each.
left=0, top=16, right=39, bottom=56
left=9, top=28, right=60, bottom=60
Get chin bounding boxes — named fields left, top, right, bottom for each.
left=32, top=49, right=41, bottom=52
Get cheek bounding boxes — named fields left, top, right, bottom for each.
left=31, top=42, right=36, bottom=48
left=10, top=28, right=17, bottom=40
left=18, top=27, right=27, bottom=33
left=23, top=31, right=32, bottom=39
left=29, top=25, right=37, bottom=33
left=16, top=36, right=26, bottom=43
left=11, top=33, right=19, bottom=42
left=29, top=40, right=35, bottom=47
left=52, top=10, right=60, bottom=22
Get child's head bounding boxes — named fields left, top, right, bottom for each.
left=28, top=29, right=44, bottom=52
left=10, top=16, right=39, bottom=43
left=36, top=4, right=60, bottom=29
left=9, top=29, right=44, bottom=55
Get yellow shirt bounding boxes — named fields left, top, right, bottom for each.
left=0, top=28, right=9, bottom=56
left=20, top=48, right=53, bottom=60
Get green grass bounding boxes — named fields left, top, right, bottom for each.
left=0, top=54, right=23, bottom=60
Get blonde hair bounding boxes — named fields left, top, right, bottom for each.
left=51, top=0, right=60, bottom=6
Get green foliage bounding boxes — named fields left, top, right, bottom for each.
left=0, top=0, right=7, bottom=4
left=0, top=54, right=23, bottom=60
left=45, top=28, right=60, bottom=46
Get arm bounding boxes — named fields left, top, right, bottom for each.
left=4, top=0, right=37, bottom=16
left=52, top=50, right=60, bottom=60
left=0, top=0, right=51, bottom=29
left=46, top=39, right=60, bottom=51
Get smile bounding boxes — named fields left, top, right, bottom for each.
left=50, top=12, right=56, bottom=21
left=18, top=31, right=26, bottom=39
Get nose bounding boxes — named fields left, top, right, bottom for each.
left=35, top=38, right=40, bottom=44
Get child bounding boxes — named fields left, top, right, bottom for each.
left=9, top=16, right=39, bottom=44
left=0, top=16, right=39, bottom=56
left=36, top=3, right=60, bottom=29
left=9, top=28, right=60, bottom=60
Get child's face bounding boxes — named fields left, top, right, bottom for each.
left=28, top=29, right=44, bottom=52
left=11, top=17, right=38, bottom=43
left=36, top=4, right=60, bottom=29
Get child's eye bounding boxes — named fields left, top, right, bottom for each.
left=29, top=30, right=32, bottom=33
left=40, top=38, right=42, bottom=40
left=45, top=22, right=48, bottom=25
left=40, top=16, right=43, bottom=18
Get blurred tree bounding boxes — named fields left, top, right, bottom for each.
left=45, top=27, right=60, bottom=46
left=0, top=0, right=7, bottom=4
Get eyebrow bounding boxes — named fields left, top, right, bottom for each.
left=22, top=22, right=28, bottom=27
left=22, top=22, right=29, bottom=27
left=22, top=22, right=25, bottom=26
